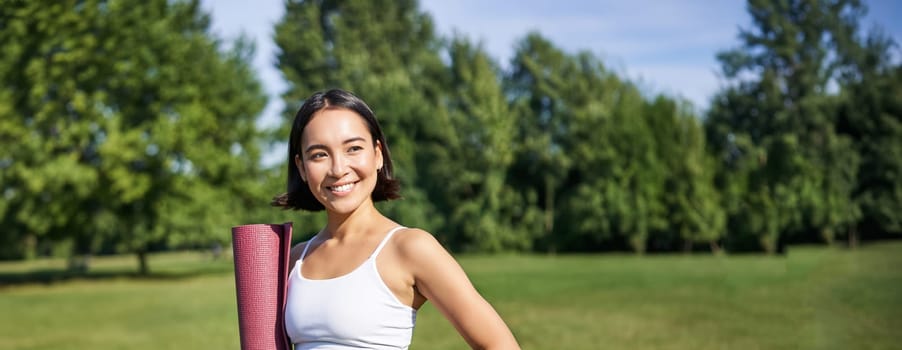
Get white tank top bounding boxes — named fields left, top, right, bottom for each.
left=285, top=227, right=416, bottom=349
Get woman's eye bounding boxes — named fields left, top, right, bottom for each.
left=348, top=146, right=364, bottom=152
left=309, top=152, right=327, bottom=160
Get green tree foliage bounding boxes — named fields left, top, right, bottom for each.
left=434, top=36, right=543, bottom=252
left=647, top=97, right=726, bottom=252
left=507, top=34, right=689, bottom=253
left=505, top=34, right=578, bottom=250
left=274, top=0, right=448, bottom=236
left=706, top=0, right=867, bottom=252
left=0, top=0, right=268, bottom=271
left=836, top=28, right=902, bottom=243
left=267, top=0, right=902, bottom=254
left=6, top=0, right=891, bottom=260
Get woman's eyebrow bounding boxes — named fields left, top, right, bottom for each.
left=304, top=144, right=327, bottom=153
left=304, top=137, right=367, bottom=153
left=342, top=137, right=366, bottom=144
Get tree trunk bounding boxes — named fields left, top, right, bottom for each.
left=760, top=234, right=777, bottom=255
left=683, top=239, right=693, bottom=254
left=23, top=233, right=37, bottom=260
left=137, top=250, right=149, bottom=275
left=848, top=225, right=859, bottom=249
left=820, top=227, right=834, bottom=246
left=709, top=240, right=722, bottom=255
left=630, top=234, right=647, bottom=255
left=544, top=176, right=554, bottom=236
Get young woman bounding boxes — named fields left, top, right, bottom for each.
left=272, top=89, right=520, bottom=349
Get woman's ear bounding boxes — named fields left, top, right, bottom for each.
left=294, top=154, right=306, bottom=182
left=375, top=141, right=384, bottom=171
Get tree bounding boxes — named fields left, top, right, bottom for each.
left=0, top=0, right=268, bottom=272
left=836, top=27, right=902, bottom=243
left=505, top=33, right=576, bottom=250
left=506, top=34, right=668, bottom=253
left=274, top=0, right=450, bottom=239
left=428, top=36, right=542, bottom=252
left=707, top=0, right=866, bottom=251
left=647, top=96, right=726, bottom=252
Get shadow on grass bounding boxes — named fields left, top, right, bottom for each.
left=0, top=263, right=234, bottom=288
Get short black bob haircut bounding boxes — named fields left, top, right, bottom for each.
left=272, top=89, right=401, bottom=211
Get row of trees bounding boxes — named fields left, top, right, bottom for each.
left=1, top=0, right=899, bottom=271
left=707, top=0, right=902, bottom=252
left=273, top=0, right=900, bottom=254
left=0, top=0, right=269, bottom=271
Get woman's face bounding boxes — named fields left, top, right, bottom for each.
left=295, top=108, right=383, bottom=215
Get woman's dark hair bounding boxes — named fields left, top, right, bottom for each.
left=272, top=89, right=401, bottom=211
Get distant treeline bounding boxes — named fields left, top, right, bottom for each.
left=1, top=0, right=899, bottom=271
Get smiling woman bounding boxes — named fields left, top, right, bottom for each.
left=272, top=90, right=400, bottom=212
left=271, top=89, right=520, bottom=350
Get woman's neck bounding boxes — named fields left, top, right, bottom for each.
left=323, top=201, right=383, bottom=241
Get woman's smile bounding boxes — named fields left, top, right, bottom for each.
left=327, top=181, right=357, bottom=195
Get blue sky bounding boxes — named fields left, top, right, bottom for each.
left=200, top=0, right=901, bottom=137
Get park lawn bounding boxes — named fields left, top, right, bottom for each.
left=0, top=242, right=900, bottom=350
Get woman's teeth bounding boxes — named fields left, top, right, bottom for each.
left=330, top=183, right=353, bottom=192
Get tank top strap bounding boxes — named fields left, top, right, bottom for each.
left=299, top=235, right=318, bottom=263
left=370, top=226, right=406, bottom=259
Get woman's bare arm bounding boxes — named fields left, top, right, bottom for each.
left=396, top=229, right=520, bottom=350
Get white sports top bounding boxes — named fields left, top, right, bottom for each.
left=285, top=227, right=416, bottom=349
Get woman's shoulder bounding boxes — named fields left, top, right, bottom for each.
left=391, top=227, right=446, bottom=258
left=289, top=239, right=315, bottom=264
left=388, top=227, right=464, bottom=282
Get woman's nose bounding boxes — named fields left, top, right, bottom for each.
left=330, top=154, right=349, bottom=176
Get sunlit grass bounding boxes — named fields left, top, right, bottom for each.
left=1, top=242, right=900, bottom=349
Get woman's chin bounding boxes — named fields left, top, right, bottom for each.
left=321, top=196, right=368, bottom=215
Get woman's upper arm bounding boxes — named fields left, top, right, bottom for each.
left=397, top=229, right=520, bottom=350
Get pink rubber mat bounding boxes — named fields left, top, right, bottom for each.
left=232, top=223, right=293, bottom=350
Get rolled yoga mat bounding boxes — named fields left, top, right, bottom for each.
left=232, top=223, right=293, bottom=350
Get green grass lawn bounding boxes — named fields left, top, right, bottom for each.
left=1, top=242, right=900, bottom=349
